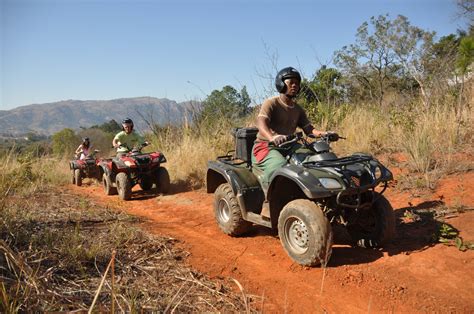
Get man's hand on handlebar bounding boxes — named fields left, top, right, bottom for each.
left=326, top=132, right=339, bottom=141
left=271, top=134, right=287, bottom=146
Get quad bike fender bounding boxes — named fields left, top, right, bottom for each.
left=114, top=158, right=130, bottom=170
left=207, top=161, right=265, bottom=216
left=69, top=160, right=85, bottom=170
left=150, top=151, right=167, bottom=164
left=207, top=161, right=260, bottom=194
left=99, top=163, right=114, bottom=177
left=268, top=165, right=342, bottom=200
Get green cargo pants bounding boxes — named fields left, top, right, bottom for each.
left=251, top=142, right=301, bottom=188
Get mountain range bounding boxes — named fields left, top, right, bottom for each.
left=0, top=97, right=201, bottom=137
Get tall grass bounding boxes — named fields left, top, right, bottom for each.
left=142, top=97, right=472, bottom=190
left=148, top=117, right=245, bottom=188
left=3, top=96, right=469, bottom=193
left=334, top=99, right=473, bottom=188
left=336, top=105, right=393, bottom=155
left=402, top=103, right=473, bottom=186
left=0, top=150, right=71, bottom=212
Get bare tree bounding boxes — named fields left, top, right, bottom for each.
left=457, top=0, right=474, bottom=24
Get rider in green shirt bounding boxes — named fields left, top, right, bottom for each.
left=112, top=118, right=146, bottom=155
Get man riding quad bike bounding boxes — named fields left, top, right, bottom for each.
left=207, top=66, right=395, bottom=267
left=207, top=129, right=395, bottom=266
left=98, top=142, right=170, bottom=200
left=69, top=149, right=101, bottom=186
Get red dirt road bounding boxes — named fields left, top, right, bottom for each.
left=68, top=172, right=474, bottom=312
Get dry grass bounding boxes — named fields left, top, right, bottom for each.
left=0, top=151, right=258, bottom=312
left=155, top=98, right=474, bottom=188
left=336, top=105, right=393, bottom=155
left=147, top=120, right=241, bottom=189
left=142, top=98, right=472, bottom=191
left=2, top=199, right=257, bottom=312
left=0, top=191, right=259, bottom=312
left=334, top=100, right=473, bottom=189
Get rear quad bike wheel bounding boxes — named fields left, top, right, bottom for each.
left=71, top=169, right=76, bottom=185
left=346, top=193, right=396, bottom=248
left=155, top=167, right=170, bottom=194
left=74, top=169, right=82, bottom=187
left=278, top=199, right=333, bottom=267
left=139, top=174, right=153, bottom=191
left=214, top=183, right=251, bottom=236
left=116, top=172, right=132, bottom=200
left=102, top=173, right=117, bottom=195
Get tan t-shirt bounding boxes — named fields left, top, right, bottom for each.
left=256, top=95, right=312, bottom=141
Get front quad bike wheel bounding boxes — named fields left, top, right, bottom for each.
left=278, top=199, right=333, bottom=267
left=155, top=167, right=170, bottom=194
left=214, top=183, right=251, bottom=236
left=74, top=169, right=82, bottom=187
left=102, top=173, right=117, bottom=195
left=116, top=172, right=132, bottom=200
left=139, top=175, right=153, bottom=191
left=71, top=169, right=76, bottom=185
left=346, top=193, right=396, bottom=248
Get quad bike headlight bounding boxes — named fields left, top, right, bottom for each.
left=374, top=166, right=382, bottom=179
left=152, top=157, right=160, bottom=163
left=319, top=178, right=342, bottom=189
left=124, top=160, right=135, bottom=167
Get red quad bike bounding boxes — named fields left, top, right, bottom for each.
left=98, top=143, right=170, bottom=200
left=69, top=150, right=101, bottom=186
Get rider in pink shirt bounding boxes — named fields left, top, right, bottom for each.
left=75, top=137, right=92, bottom=160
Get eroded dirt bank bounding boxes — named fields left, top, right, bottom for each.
left=67, top=171, right=474, bottom=312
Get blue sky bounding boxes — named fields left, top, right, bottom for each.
left=0, top=0, right=469, bottom=110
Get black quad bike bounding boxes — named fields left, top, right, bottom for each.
left=69, top=150, right=101, bottom=186
left=98, top=143, right=170, bottom=200
left=207, top=128, right=395, bottom=266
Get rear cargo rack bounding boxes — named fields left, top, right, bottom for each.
left=217, top=152, right=248, bottom=166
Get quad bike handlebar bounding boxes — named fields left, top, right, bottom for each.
left=75, top=149, right=100, bottom=160
left=271, top=132, right=345, bottom=147
left=115, top=141, right=150, bottom=153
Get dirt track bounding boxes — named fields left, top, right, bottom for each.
left=68, top=172, right=474, bottom=312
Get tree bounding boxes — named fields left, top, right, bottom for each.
left=334, top=15, right=399, bottom=106
left=456, top=35, right=474, bottom=75
left=51, top=128, right=79, bottom=156
left=457, top=0, right=474, bottom=24
left=197, top=85, right=251, bottom=125
left=388, top=15, right=435, bottom=108
left=455, top=35, right=474, bottom=128
left=77, top=128, right=115, bottom=156
left=90, top=119, right=122, bottom=134
left=300, top=66, right=344, bottom=105
left=334, top=15, right=438, bottom=108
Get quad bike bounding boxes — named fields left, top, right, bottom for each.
left=69, top=150, right=101, bottom=186
left=207, top=127, right=395, bottom=267
left=98, top=143, right=170, bottom=200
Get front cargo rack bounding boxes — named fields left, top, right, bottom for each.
left=303, top=155, right=373, bottom=168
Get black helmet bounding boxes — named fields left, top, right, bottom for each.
left=275, top=67, right=302, bottom=93
left=122, top=117, right=134, bottom=130
left=82, top=137, right=90, bottom=148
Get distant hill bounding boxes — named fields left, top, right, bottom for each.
left=0, top=97, right=201, bottom=136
